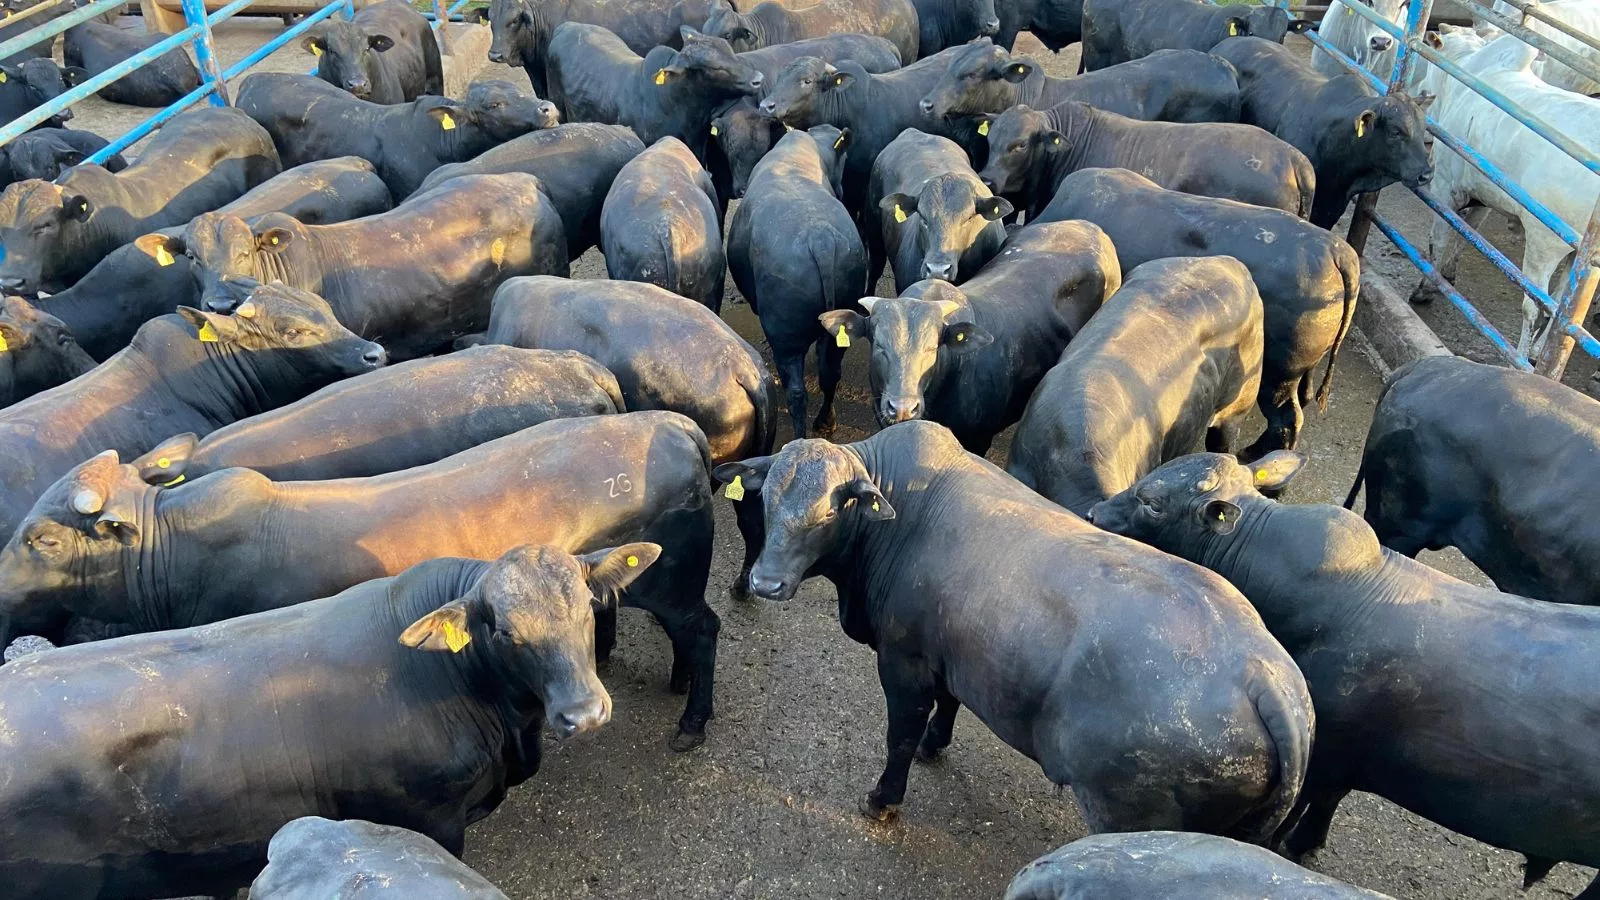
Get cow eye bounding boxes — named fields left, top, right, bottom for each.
left=801, top=78, right=812, bottom=86
left=55, top=331, right=72, bottom=346
left=1138, top=495, right=1163, bottom=515
left=28, top=534, right=59, bottom=551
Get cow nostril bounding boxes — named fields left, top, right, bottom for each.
left=0, top=277, right=25, bottom=292
left=362, top=345, right=387, bottom=366
left=750, top=73, right=764, bottom=88
left=982, top=17, right=1000, bottom=32
left=488, top=50, right=505, bottom=62
left=919, top=98, right=934, bottom=114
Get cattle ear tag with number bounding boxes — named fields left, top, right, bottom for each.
left=654, top=69, right=667, bottom=85
left=441, top=619, right=471, bottom=653
left=0, top=332, right=8, bottom=352
left=0, top=72, right=7, bottom=83
left=311, top=43, right=321, bottom=56
left=197, top=321, right=219, bottom=343
left=835, top=326, right=850, bottom=348
left=626, top=554, right=639, bottom=567
left=439, top=112, right=456, bottom=131
left=1355, top=117, right=1366, bottom=138
left=1228, top=20, right=1238, bottom=35
left=711, top=123, right=720, bottom=136
left=155, top=245, right=175, bottom=267
left=893, top=204, right=907, bottom=224
left=977, top=119, right=989, bottom=136
left=724, top=475, right=746, bottom=500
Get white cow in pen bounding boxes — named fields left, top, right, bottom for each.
left=1418, top=28, right=1600, bottom=357
left=1478, top=0, right=1600, bottom=96
left=1313, top=0, right=1409, bottom=82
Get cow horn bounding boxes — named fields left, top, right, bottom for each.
left=234, top=301, right=258, bottom=319
left=72, top=488, right=104, bottom=515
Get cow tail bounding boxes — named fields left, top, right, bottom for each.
left=1240, top=664, right=1314, bottom=845
left=1342, top=465, right=1365, bottom=510
left=659, top=226, right=682, bottom=299
left=1315, top=242, right=1360, bottom=413
left=1294, top=153, right=1317, bottom=221
left=743, top=364, right=780, bottom=456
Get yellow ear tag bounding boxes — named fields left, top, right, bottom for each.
left=654, top=69, right=667, bottom=85
left=626, top=554, right=639, bottom=567
left=893, top=204, right=907, bottom=224
left=1229, top=20, right=1239, bottom=35
left=439, top=112, right=456, bottom=131
left=166, top=474, right=186, bottom=486
left=1355, top=118, right=1366, bottom=138
left=724, top=474, right=746, bottom=500
left=1255, top=468, right=1269, bottom=481
left=871, top=501, right=880, bottom=511
left=197, top=321, right=219, bottom=343
left=0, top=333, right=8, bottom=352
left=311, top=43, right=322, bottom=56
left=157, top=457, right=171, bottom=469
left=955, top=331, right=965, bottom=342
left=154, top=245, right=175, bottom=267
left=835, top=325, right=851, bottom=348
left=441, top=619, right=471, bottom=653
left=1051, top=135, right=1061, bottom=145
left=977, top=119, right=989, bottom=136
left=710, top=124, right=720, bottom=136
left=490, top=237, right=507, bottom=266
left=0, top=72, right=7, bottom=83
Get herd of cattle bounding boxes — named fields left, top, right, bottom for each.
left=0, top=0, right=1594, bottom=896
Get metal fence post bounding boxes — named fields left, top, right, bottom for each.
left=1535, top=199, right=1600, bottom=376
left=1346, top=0, right=1436, bottom=253
left=180, top=0, right=229, bottom=106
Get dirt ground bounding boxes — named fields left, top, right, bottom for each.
left=54, top=15, right=1598, bottom=900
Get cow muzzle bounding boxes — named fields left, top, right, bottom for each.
left=747, top=571, right=793, bottom=602
left=980, top=17, right=1000, bottom=34
left=552, top=694, right=611, bottom=737
left=880, top=396, right=922, bottom=425
left=488, top=49, right=507, bottom=64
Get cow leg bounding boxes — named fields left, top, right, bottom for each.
left=1205, top=418, right=1242, bottom=455
left=1243, top=376, right=1303, bottom=460
left=729, top=495, right=764, bottom=602
left=861, top=651, right=937, bottom=821
left=916, top=686, right=960, bottom=763
left=813, top=341, right=844, bottom=438
left=1518, top=225, right=1574, bottom=358
left=593, top=602, right=617, bottom=667
left=631, top=504, right=720, bottom=751
left=775, top=348, right=809, bottom=439
left=1280, top=783, right=1351, bottom=860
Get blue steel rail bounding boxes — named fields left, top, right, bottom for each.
left=1299, top=0, right=1600, bottom=376
left=0, top=0, right=360, bottom=167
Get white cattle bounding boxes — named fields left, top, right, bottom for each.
left=1418, top=29, right=1600, bottom=356
left=1479, top=0, right=1600, bottom=95
left=1313, top=0, right=1408, bottom=82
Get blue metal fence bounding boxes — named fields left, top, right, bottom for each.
left=1300, top=0, right=1600, bottom=376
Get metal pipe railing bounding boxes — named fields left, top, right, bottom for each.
left=0, top=0, right=122, bottom=62
left=1489, top=0, right=1600, bottom=54
left=1, top=0, right=73, bottom=28
left=182, top=0, right=230, bottom=106
left=1460, top=0, right=1600, bottom=88
left=1411, top=182, right=1559, bottom=314
left=1537, top=186, right=1600, bottom=372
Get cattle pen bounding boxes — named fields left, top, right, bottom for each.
left=1295, top=0, right=1600, bottom=378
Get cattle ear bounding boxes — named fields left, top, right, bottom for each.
left=515, top=7, right=533, bottom=27
left=426, top=104, right=465, bottom=130
left=368, top=33, right=395, bottom=52
left=1424, top=30, right=1443, bottom=48
left=712, top=457, right=772, bottom=497
left=678, top=24, right=703, bottom=42
left=1225, top=15, right=1248, bottom=36
left=256, top=227, right=292, bottom=251
left=818, top=308, right=869, bottom=346
left=92, top=501, right=140, bottom=544
left=1247, top=450, right=1306, bottom=492
left=0, top=64, right=18, bottom=84
left=942, top=321, right=993, bottom=352
left=1202, top=499, right=1242, bottom=534
left=999, top=59, right=1032, bottom=82
left=976, top=195, right=1012, bottom=221
left=1044, top=130, right=1064, bottom=148
left=55, top=148, right=83, bottom=168
left=134, top=233, right=184, bottom=266
left=839, top=478, right=894, bottom=520
left=131, top=432, right=199, bottom=486
left=62, top=193, right=91, bottom=221
left=1288, top=17, right=1315, bottom=32
left=0, top=320, right=22, bottom=352
left=831, top=127, right=852, bottom=151
left=828, top=70, right=854, bottom=90
left=1414, top=90, right=1436, bottom=110
left=61, top=65, right=87, bottom=86
left=176, top=306, right=240, bottom=343
left=300, top=33, right=325, bottom=56
left=580, top=542, right=662, bottom=604
left=399, top=598, right=478, bottom=653
left=1354, top=109, right=1376, bottom=138
left=653, top=65, right=684, bottom=85
left=880, top=191, right=917, bottom=223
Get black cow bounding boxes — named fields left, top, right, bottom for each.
left=0, top=411, right=719, bottom=749
left=0, top=0, right=88, bottom=65
left=978, top=100, right=1314, bottom=220
left=702, top=0, right=920, bottom=63
left=909, top=0, right=999, bottom=56
left=0, top=127, right=125, bottom=187
left=0, top=57, right=85, bottom=128
left=601, top=136, right=724, bottom=310
left=131, top=346, right=621, bottom=485
left=712, top=420, right=1312, bottom=832
left=1212, top=36, right=1433, bottom=227
left=0, top=295, right=94, bottom=406
left=1090, top=452, right=1600, bottom=898
left=142, top=173, right=567, bottom=360
left=993, top=0, right=1090, bottom=52
left=486, top=0, right=725, bottom=96
left=1006, top=832, right=1394, bottom=900
left=922, top=41, right=1240, bottom=124
left=0, top=542, right=642, bottom=898
left=708, top=33, right=904, bottom=201
left=728, top=125, right=868, bottom=439
left=0, top=106, right=280, bottom=294
left=304, top=0, right=443, bottom=103
left=41, top=157, right=392, bottom=361
left=0, top=281, right=383, bottom=633
left=1008, top=256, right=1263, bottom=515
left=866, top=129, right=1009, bottom=292
left=237, top=73, right=557, bottom=198
left=759, top=46, right=980, bottom=212
left=1034, top=168, right=1359, bottom=456
left=1081, top=0, right=1304, bottom=71
left=1347, top=355, right=1600, bottom=606
left=822, top=220, right=1118, bottom=453
left=545, top=24, right=762, bottom=162
left=64, top=20, right=201, bottom=107
left=252, top=818, right=510, bottom=900
left=420, top=122, right=643, bottom=259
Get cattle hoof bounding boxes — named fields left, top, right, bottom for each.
left=914, top=744, right=943, bottom=765
left=1408, top=281, right=1439, bottom=305
left=858, top=794, right=899, bottom=822
left=812, top=417, right=837, bottom=439
left=670, top=729, right=707, bottom=753
left=728, top=580, right=753, bottom=603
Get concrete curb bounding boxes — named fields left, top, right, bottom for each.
left=1352, top=268, right=1452, bottom=379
